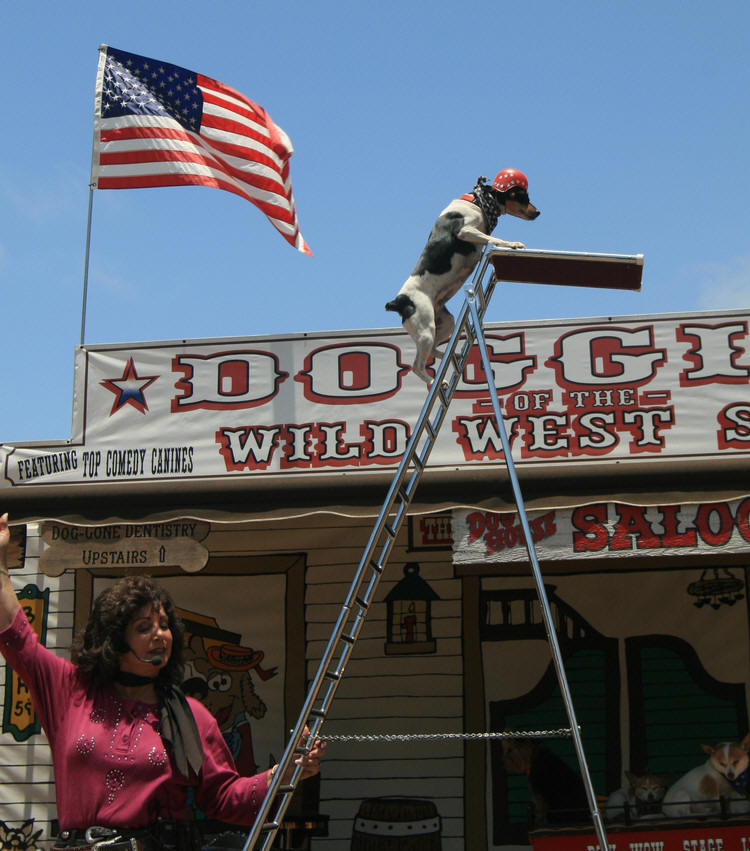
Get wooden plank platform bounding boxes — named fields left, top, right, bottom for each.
left=490, top=248, right=644, bottom=291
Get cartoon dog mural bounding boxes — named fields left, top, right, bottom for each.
left=179, top=609, right=277, bottom=776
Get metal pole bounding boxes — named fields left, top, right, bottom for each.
left=466, top=284, right=610, bottom=851
left=80, top=185, right=95, bottom=345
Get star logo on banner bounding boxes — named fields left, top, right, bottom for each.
left=101, top=358, right=159, bottom=415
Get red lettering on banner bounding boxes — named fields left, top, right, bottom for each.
left=570, top=411, right=619, bottom=455
left=694, top=503, right=734, bottom=547
left=659, top=505, right=698, bottom=547
left=524, top=412, right=569, bottom=454
left=280, top=423, right=314, bottom=467
left=546, top=326, right=666, bottom=389
left=358, top=420, right=410, bottom=466
left=736, top=501, right=750, bottom=542
left=313, top=422, right=359, bottom=466
left=339, top=351, right=371, bottom=391
left=468, top=511, right=486, bottom=543
left=465, top=510, right=556, bottom=555
left=418, top=516, right=453, bottom=547
left=678, top=321, right=750, bottom=386
left=501, top=390, right=554, bottom=414
left=717, top=402, right=750, bottom=449
left=608, top=505, right=662, bottom=550
left=452, top=415, right=519, bottom=461
left=572, top=504, right=610, bottom=551
left=172, top=350, right=288, bottom=411
left=215, top=419, right=413, bottom=471
left=620, top=407, right=675, bottom=453
left=452, top=333, right=536, bottom=397
left=215, top=426, right=281, bottom=471
left=295, top=342, right=407, bottom=404
left=453, top=404, right=674, bottom=461
left=571, top=500, right=750, bottom=553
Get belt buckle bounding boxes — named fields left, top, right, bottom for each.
left=84, top=827, right=127, bottom=849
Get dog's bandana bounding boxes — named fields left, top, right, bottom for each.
left=466, top=177, right=504, bottom=233
left=729, top=767, right=749, bottom=795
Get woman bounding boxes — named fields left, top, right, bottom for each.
left=0, top=514, right=326, bottom=849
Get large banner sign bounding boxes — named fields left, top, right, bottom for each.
left=452, top=497, right=750, bottom=564
left=2, top=311, right=749, bottom=490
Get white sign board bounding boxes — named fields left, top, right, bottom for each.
left=2, top=311, right=749, bottom=491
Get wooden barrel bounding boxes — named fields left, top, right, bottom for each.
left=352, top=798, right=442, bottom=850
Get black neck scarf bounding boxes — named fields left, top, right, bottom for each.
left=114, top=671, right=204, bottom=778
left=470, top=178, right=504, bottom=234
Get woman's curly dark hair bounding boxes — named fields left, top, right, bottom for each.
left=71, top=576, right=185, bottom=699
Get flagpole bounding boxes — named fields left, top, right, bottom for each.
left=80, top=184, right=95, bottom=345
left=81, top=46, right=109, bottom=346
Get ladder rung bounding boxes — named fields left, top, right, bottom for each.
left=399, top=480, right=415, bottom=503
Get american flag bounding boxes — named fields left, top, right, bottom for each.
left=91, top=45, right=311, bottom=255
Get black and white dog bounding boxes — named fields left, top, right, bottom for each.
left=386, top=169, right=540, bottom=383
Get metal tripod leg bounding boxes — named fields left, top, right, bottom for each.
left=244, top=245, right=610, bottom=850
left=465, top=284, right=610, bottom=851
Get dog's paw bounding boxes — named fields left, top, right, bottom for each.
left=492, top=238, right=525, bottom=250
left=411, top=365, right=431, bottom=385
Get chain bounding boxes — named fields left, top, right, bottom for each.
left=321, top=727, right=572, bottom=743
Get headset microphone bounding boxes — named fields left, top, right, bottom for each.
left=129, top=647, right=164, bottom=666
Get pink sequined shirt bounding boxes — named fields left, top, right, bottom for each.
left=0, top=607, right=271, bottom=829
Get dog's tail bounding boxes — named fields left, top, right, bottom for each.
left=385, top=294, right=416, bottom=321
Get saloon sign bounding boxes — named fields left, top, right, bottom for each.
left=452, top=497, right=750, bottom=564
left=2, top=311, right=748, bottom=489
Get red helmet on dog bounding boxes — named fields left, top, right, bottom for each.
left=493, top=168, right=528, bottom=193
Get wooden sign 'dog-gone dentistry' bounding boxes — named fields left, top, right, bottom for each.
left=39, top=521, right=210, bottom=576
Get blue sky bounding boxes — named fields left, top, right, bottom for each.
left=2, top=0, right=748, bottom=444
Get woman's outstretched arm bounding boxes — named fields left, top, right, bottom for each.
left=0, top=514, right=21, bottom=630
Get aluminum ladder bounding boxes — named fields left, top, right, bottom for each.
left=244, top=246, right=611, bottom=851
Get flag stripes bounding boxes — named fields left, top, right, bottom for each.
left=91, top=45, right=311, bottom=254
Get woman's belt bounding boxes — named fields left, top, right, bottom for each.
left=55, top=827, right=155, bottom=851
left=54, top=821, right=203, bottom=851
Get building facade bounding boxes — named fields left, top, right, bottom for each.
left=1, top=310, right=749, bottom=850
